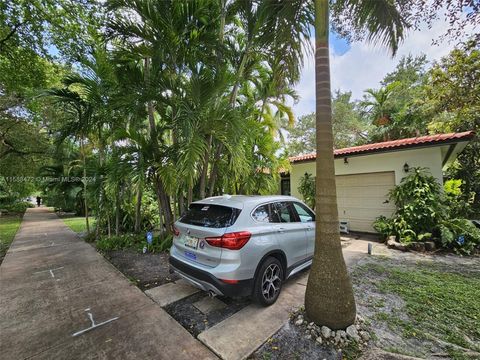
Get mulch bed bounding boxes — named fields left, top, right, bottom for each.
left=102, top=249, right=179, bottom=290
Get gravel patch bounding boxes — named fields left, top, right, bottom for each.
left=250, top=321, right=342, bottom=360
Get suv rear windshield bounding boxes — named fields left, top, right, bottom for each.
left=179, top=204, right=241, bottom=228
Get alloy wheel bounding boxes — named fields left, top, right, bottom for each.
left=261, top=263, right=281, bottom=300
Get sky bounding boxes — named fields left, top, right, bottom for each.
left=292, top=16, right=471, bottom=117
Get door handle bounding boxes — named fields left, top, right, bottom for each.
left=277, top=227, right=285, bottom=233
left=306, top=227, right=313, bottom=231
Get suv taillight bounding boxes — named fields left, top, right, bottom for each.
left=173, top=226, right=180, bottom=237
left=205, top=231, right=251, bottom=250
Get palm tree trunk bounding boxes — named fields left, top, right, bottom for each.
left=80, top=136, right=90, bottom=233
left=134, top=183, right=142, bottom=233
left=155, top=178, right=172, bottom=235
left=207, top=43, right=251, bottom=196
left=205, top=0, right=227, bottom=197
left=304, top=0, right=356, bottom=330
left=155, top=191, right=164, bottom=234
left=178, top=192, right=185, bottom=215
left=144, top=58, right=156, bottom=137
left=145, top=57, right=171, bottom=234
left=96, top=136, right=105, bottom=239
left=115, top=187, right=120, bottom=236
left=207, top=143, right=222, bottom=197
left=187, top=185, right=193, bottom=206
left=199, top=134, right=213, bottom=199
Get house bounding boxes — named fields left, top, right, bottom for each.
left=280, top=131, right=474, bottom=233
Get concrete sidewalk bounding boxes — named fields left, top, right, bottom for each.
left=0, top=208, right=216, bottom=360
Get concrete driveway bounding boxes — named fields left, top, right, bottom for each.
left=0, top=208, right=216, bottom=360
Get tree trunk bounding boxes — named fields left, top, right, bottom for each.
left=207, top=143, right=222, bottom=197
left=199, top=134, right=213, bottom=199
left=80, top=137, right=90, bottom=233
left=155, top=177, right=172, bottom=235
left=187, top=185, right=193, bottom=205
left=134, top=183, right=143, bottom=233
left=208, top=42, right=250, bottom=195
left=145, top=57, right=169, bottom=235
left=304, top=0, right=356, bottom=330
left=107, top=215, right=111, bottom=238
left=178, top=193, right=185, bottom=215
left=115, top=187, right=121, bottom=236
left=155, top=190, right=164, bottom=235
left=144, top=58, right=156, bottom=137
left=95, top=136, right=105, bottom=239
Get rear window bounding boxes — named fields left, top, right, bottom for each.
left=179, top=204, right=241, bottom=228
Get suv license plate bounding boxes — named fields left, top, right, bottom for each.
left=184, top=235, right=199, bottom=249
left=184, top=251, right=196, bottom=260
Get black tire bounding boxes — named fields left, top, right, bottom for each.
left=252, top=257, right=284, bottom=306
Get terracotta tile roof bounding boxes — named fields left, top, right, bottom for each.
left=289, top=131, right=475, bottom=163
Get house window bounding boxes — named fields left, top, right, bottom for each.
left=281, top=178, right=291, bottom=196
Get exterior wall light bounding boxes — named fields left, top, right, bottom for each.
left=344, top=157, right=348, bottom=164
left=403, top=163, right=410, bottom=173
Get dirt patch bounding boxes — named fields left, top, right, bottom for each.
left=102, top=249, right=178, bottom=290
left=164, top=292, right=251, bottom=337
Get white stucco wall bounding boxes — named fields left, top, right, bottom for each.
left=289, top=146, right=444, bottom=200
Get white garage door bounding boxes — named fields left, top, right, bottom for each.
left=336, top=171, right=396, bottom=233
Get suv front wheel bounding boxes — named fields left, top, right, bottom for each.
left=252, top=257, right=283, bottom=306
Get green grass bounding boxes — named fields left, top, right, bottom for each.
left=342, top=340, right=363, bottom=360
left=62, top=216, right=96, bottom=233
left=0, top=215, right=22, bottom=262
left=360, top=262, right=480, bottom=355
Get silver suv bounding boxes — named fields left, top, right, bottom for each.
left=169, top=195, right=315, bottom=306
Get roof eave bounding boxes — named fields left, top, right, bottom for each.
left=290, top=134, right=475, bottom=164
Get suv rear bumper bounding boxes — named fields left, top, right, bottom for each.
left=169, top=256, right=253, bottom=298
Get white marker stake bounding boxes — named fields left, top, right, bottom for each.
left=72, top=308, right=119, bottom=337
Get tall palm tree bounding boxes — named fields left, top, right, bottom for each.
left=206, top=0, right=313, bottom=197
left=45, top=47, right=117, bottom=236
left=362, top=87, right=393, bottom=126
left=44, top=87, right=94, bottom=232
left=305, top=0, right=407, bottom=329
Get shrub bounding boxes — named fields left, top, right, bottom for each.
left=444, top=179, right=472, bottom=218
left=95, top=232, right=172, bottom=253
left=389, top=167, right=446, bottom=236
left=378, top=168, right=479, bottom=254
left=2, top=201, right=34, bottom=214
left=298, top=173, right=315, bottom=210
left=378, top=168, right=448, bottom=244
left=373, top=216, right=394, bottom=239
left=151, top=234, right=173, bottom=252
left=83, top=231, right=97, bottom=243
left=439, top=219, right=480, bottom=255
left=96, top=233, right=144, bottom=251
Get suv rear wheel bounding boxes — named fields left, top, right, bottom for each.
left=253, top=257, right=283, bottom=306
